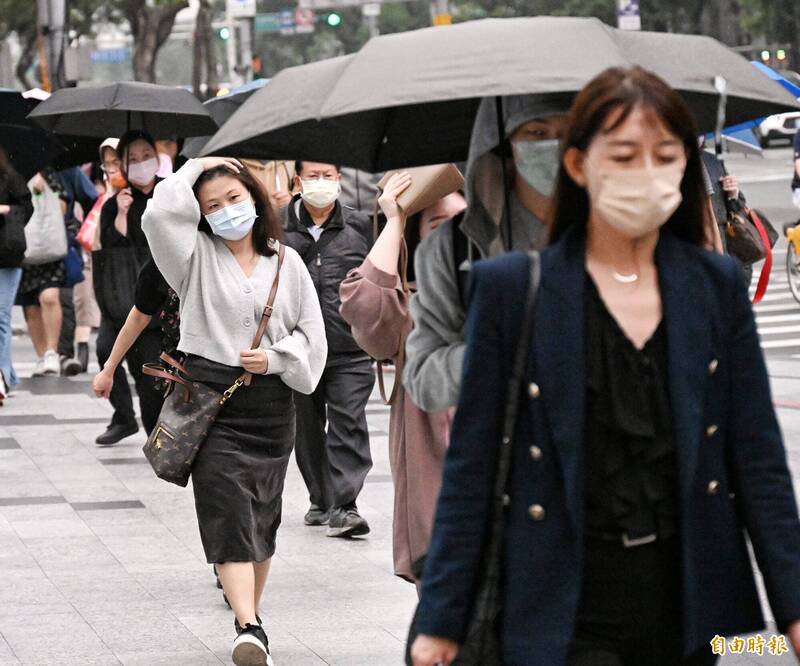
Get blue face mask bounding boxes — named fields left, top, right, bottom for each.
left=204, top=199, right=257, bottom=241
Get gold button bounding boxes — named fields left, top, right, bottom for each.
left=707, top=480, right=720, bottom=496
left=528, top=382, right=541, bottom=399
left=706, top=425, right=718, bottom=438
left=708, top=359, right=719, bottom=375
left=528, top=504, right=546, bottom=521
left=529, top=445, right=543, bottom=461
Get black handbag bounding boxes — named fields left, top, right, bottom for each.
left=405, top=250, right=541, bottom=666
left=141, top=243, right=285, bottom=487
left=0, top=175, right=29, bottom=267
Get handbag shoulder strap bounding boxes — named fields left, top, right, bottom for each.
left=747, top=208, right=772, bottom=305
left=238, top=242, right=286, bottom=388
left=494, top=251, right=541, bottom=499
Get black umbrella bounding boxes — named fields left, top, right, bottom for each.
left=202, top=16, right=800, bottom=170
left=182, top=78, right=269, bottom=159
left=0, top=124, right=65, bottom=180
left=28, top=81, right=218, bottom=139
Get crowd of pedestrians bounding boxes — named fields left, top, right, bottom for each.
left=2, top=60, right=800, bottom=666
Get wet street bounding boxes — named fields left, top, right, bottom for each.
left=0, top=148, right=799, bottom=665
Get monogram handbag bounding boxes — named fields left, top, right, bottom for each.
left=724, top=198, right=778, bottom=304
left=141, top=243, right=285, bottom=487
left=405, top=251, right=541, bottom=666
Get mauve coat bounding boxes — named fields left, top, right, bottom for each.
left=340, top=258, right=450, bottom=582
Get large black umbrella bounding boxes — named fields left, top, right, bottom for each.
left=28, top=81, right=218, bottom=139
left=0, top=124, right=64, bottom=180
left=202, top=16, right=800, bottom=170
left=182, top=78, right=269, bottom=159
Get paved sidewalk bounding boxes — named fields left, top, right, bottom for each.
left=1, top=333, right=799, bottom=665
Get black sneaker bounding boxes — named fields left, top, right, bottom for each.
left=232, top=623, right=273, bottom=666
left=303, top=503, right=330, bottom=526
left=95, top=422, right=139, bottom=446
left=60, top=355, right=82, bottom=377
left=326, top=502, right=370, bottom=538
left=234, top=615, right=263, bottom=634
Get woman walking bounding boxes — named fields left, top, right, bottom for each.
left=95, top=130, right=164, bottom=445
left=340, top=175, right=466, bottom=585
left=142, top=156, right=325, bottom=666
left=411, top=67, right=800, bottom=666
left=0, top=150, right=32, bottom=400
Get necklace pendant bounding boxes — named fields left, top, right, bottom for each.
left=611, top=271, right=639, bottom=284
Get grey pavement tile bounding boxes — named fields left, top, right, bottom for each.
left=23, top=535, right=122, bottom=572
left=78, top=508, right=165, bottom=538
left=55, top=481, right=141, bottom=505
left=0, top=634, right=20, bottom=665
left=98, top=458, right=149, bottom=466
left=97, top=533, right=207, bottom=573
left=0, top=496, right=65, bottom=507
left=12, top=516, right=94, bottom=539
left=15, top=378, right=93, bottom=396
left=365, top=473, right=393, bottom=484
left=0, top=568, right=66, bottom=608
left=79, top=602, right=209, bottom=655
left=1, top=611, right=117, bottom=665
left=0, top=439, right=20, bottom=450
left=131, top=570, right=223, bottom=613
left=71, top=500, right=146, bottom=511
left=116, top=650, right=223, bottom=665
left=48, top=569, right=153, bottom=607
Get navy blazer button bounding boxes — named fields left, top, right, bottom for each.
left=707, top=480, right=720, bottom=496
left=529, top=445, right=543, bottom=461
left=502, top=436, right=511, bottom=445
left=709, top=359, right=719, bottom=375
left=706, top=424, right=718, bottom=438
left=528, top=382, right=541, bottom=398
left=528, top=504, right=546, bottom=521
left=502, top=494, right=510, bottom=506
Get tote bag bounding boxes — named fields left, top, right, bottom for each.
left=24, top=180, right=67, bottom=265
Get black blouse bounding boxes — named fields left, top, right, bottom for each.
left=583, top=274, right=679, bottom=541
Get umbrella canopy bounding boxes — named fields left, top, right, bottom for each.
left=28, top=81, right=218, bottom=139
left=202, top=16, right=800, bottom=171
left=751, top=61, right=800, bottom=99
left=0, top=124, right=64, bottom=180
left=182, top=78, right=269, bottom=158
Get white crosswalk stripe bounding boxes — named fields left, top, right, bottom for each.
left=752, top=244, right=800, bottom=355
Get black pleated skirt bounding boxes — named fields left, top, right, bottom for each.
left=186, top=355, right=295, bottom=564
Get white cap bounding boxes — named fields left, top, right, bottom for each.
left=99, top=137, right=119, bottom=160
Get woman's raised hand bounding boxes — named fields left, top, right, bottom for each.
left=198, top=157, right=242, bottom=174
left=378, top=171, right=412, bottom=221
left=411, top=635, right=459, bottom=666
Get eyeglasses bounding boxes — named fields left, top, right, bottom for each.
left=101, top=160, right=122, bottom=172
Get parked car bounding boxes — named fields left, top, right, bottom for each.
left=757, top=112, right=800, bottom=148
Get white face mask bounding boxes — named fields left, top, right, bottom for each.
left=585, top=161, right=685, bottom=239
left=512, top=139, right=561, bottom=197
left=126, top=157, right=159, bottom=188
left=204, top=199, right=257, bottom=241
left=301, top=178, right=340, bottom=208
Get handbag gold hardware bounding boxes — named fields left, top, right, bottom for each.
left=220, top=378, right=245, bottom=405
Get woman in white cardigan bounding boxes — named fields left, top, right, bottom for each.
left=142, top=157, right=326, bottom=666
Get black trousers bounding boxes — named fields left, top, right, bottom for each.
left=567, top=535, right=719, bottom=666
left=58, top=287, right=75, bottom=358
left=294, top=355, right=375, bottom=509
left=95, top=316, right=163, bottom=434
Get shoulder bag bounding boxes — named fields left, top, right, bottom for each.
left=23, top=180, right=67, bottom=265
left=405, top=250, right=541, bottom=666
left=141, top=243, right=285, bottom=487
left=724, top=198, right=778, bottom=305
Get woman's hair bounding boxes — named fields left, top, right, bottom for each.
left=117, top=130, right=157, bottom=164
left=549, top=66, right=709, bottom=247
left=193, top=165, right=284, bottom=257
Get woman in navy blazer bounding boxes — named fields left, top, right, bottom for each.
left=411, top=68, right=800, bottom=666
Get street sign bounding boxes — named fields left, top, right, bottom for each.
left=255, top=13, right=283, bottom=33
left=295, top=8, right=316, bottom=34
left=616, top=0, right=641, bottom=31
left=227, top=0, right=257, bottom=18
left=280, top=9, right=295, bottom=35
left=298, top=0, right=391, bottom=9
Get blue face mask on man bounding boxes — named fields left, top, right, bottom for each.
left=204, top=199, right=257, bottom=241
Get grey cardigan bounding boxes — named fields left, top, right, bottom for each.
left=141, top=159, right=327, bottom=394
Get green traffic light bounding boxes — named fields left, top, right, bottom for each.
left=327, top=13, right=341, bottom=26
left=220, top=27, right=231, bottom=40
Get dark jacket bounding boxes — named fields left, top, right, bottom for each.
left=100, top=180, right=160, bottom=249
left=0, top=170, right=33, bottom=268
left=416, top=228, right=800, bottom=665
left=283, top=195, right=371, bottom=357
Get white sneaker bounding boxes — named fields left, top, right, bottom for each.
left=0, top=370, right=7, bottom=405
left=43, top=351, right=60, bottom=376
left=32, top=358, right=45, bottom=377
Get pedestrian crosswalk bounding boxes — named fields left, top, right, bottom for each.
left=753, top=246, right=800, bottom=357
